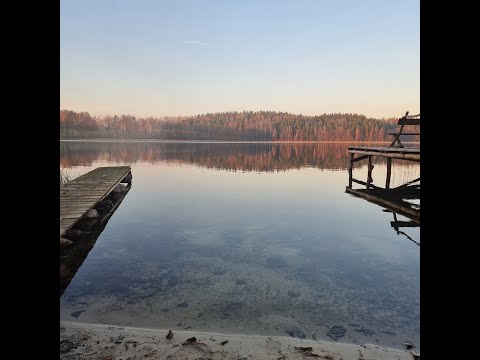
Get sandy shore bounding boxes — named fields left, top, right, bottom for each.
left=60, top=321, right=418, bottom=360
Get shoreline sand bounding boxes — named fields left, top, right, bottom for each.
left=60, top=321, right=418, bottom=359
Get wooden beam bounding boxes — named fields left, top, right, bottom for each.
left=393, top=177, right=421, bottom=189
left=348, top=149, right=420, bottom=161
left=386, top=158, right=392, bottom=189
left=348, top=146, right=420, bottom=153
left=389, top=124, right=405, bottom=147
left=351, top=154, right=369, bottom=163
left=348, top=153, right=354, bottom=188
left=390, top=221, right=419, bottom=228
left=398, top=118, right=420, bottom=126
left=351, top=178, right=380, bottom=190
left=388, top=132, right=421, bottom=136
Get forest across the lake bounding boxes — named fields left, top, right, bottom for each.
left=60, top=110, right=420, bottom=142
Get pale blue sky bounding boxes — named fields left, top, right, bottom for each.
left=60, top=0, right=419, bottom=118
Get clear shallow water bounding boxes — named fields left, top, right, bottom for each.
left=60, top=141, right=420, bottom=349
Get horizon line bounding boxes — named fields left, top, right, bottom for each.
left=60, top=108, right=411, bottom=120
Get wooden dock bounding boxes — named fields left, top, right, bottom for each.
left=345, top=112, right=420, bottom=245
left=60, top=172, right=132, bottom=296
left=347, top=112, right=420, bottom=190
left=60, top=166, right=132, bottom=237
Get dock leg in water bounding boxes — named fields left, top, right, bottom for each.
left=348, top=153, right=354, bottom=189
left=366, top=156, right=374, bottom=191
left=385, top=158, right=392, bottom=189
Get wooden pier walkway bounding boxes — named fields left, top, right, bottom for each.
left=60, top=166, right=132, bottom=237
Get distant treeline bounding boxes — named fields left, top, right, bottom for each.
left=60, top=110, right=419, bottom=141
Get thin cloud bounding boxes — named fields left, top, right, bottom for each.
left=183, top=40, right=208, bottom=46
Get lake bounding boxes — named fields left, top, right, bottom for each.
left=59, top=141, right=420, bottom=350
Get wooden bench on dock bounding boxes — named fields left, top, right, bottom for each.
left=388, top=111, right=420, bottom=148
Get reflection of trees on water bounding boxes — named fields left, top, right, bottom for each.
left=60, top=142, right=418, bottom=172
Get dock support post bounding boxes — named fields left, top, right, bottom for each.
left=386, top=158, right=392, bottom=189
left=348, top=153, right=354, bottom=188
left=366, top=156, right=373, bottom=191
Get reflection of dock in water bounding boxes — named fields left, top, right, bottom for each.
left=346, top=112, right=419, bottom=245
left=345, top=186, right=420, bottom=246
left=60, top=167, right=132, bottom=296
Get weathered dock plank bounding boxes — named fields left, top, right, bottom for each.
left=348, top=146, right=420, bottom=153
left=348, top=146, right=420, bottom=161
left=60, top=166, right=131, bottom=236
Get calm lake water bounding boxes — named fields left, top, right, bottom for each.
left=60, top=141, right=420, bottom=350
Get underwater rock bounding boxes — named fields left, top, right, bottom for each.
left=354, top=328, right=375, bottom=336
left=70, top=310, right=86, bottom=319
left=166, top=330, right=173, bottom=339
left=287, top=290, right=301, bottom=298
left=286, top=330, right=306, bottom=339
left=60, top=340, right=77, bottom=354
left=327, top=325, right=346, bottom=341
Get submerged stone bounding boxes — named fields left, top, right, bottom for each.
left=327, top=325, right=346, bottom=341
left=60, top=340, right=77, bottom=354
left=71, top=310, right=86, bottom=319
left=286, top=330, right=306, bottom=339
left=287, top=290, right=301, bottom=298
left=354, top=328, right=375, bottom=336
